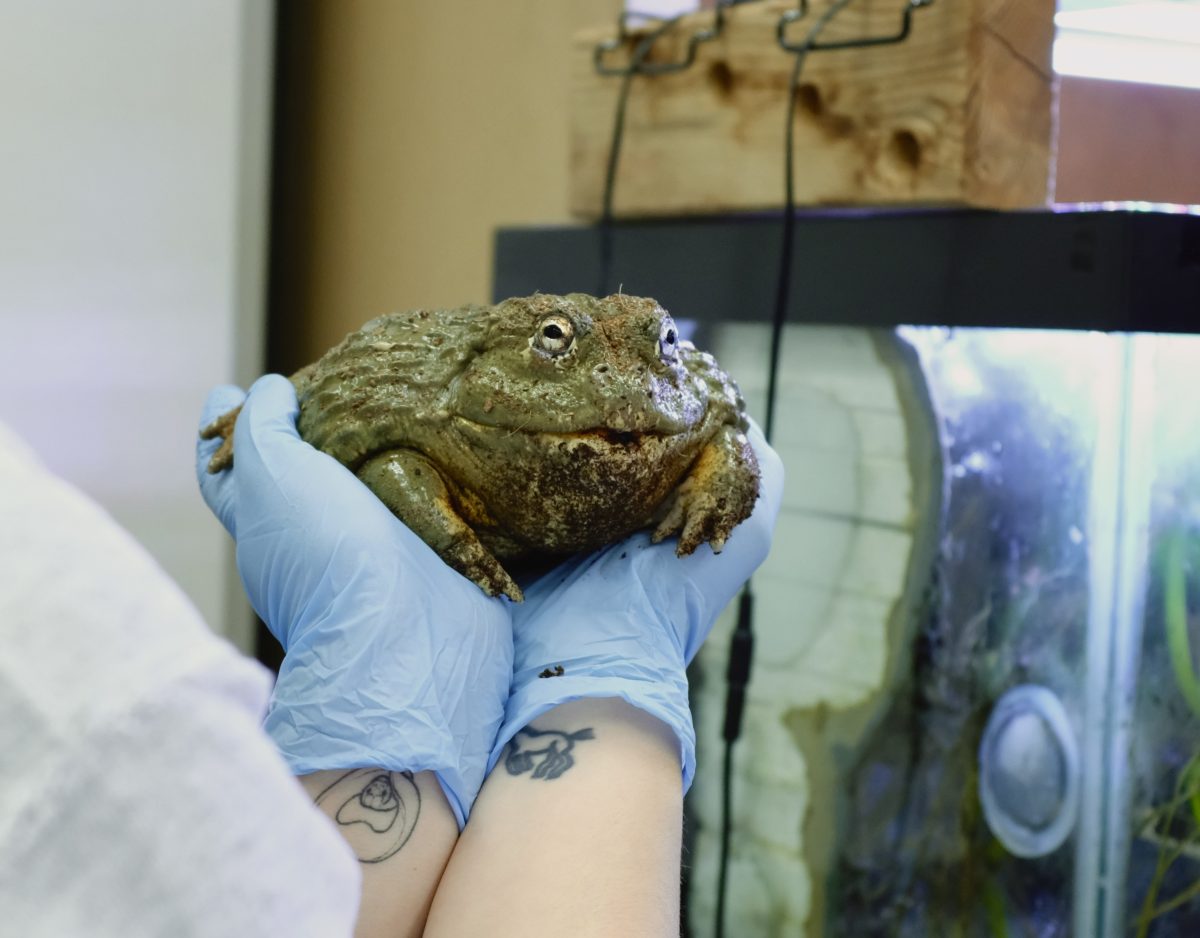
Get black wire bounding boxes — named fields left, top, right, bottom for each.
left=716, top=738, right=736, bottom=928
left=598, top=15, right=687, bottom=297
left=766, top=0, right=855, bottom=439
left=763, top=46, right=808, bottom=444
left=714, top=4, right=857, bottom=938
left=715, top=589, right=753, bottom=933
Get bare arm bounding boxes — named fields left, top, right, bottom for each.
left=424, top=698, right=684, bottom=937
left=298, top=769, right=458, bottom=938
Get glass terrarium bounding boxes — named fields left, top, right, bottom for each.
left=494, top=205, right=1200, bottom=936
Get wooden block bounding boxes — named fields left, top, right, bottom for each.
left=570, top=0, right=1056, bottom=216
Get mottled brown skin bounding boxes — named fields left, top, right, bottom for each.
left=202, top=293, right=759, bottom=601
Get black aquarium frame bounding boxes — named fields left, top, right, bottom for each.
left=493, top=207, right=1200, bottom=334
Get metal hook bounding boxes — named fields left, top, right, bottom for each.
left=593, top=1, right=746, bottom=78
left=778, top=0, right=933, bottom=54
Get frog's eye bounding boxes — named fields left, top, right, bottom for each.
left=658, top=317, right=679, bottom=362
left=537, top=315, right=575, bottom=355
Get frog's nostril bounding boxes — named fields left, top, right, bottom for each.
left=593, top=364, right=611, bottom=379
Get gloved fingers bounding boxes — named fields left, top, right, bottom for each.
left=233, top=374, right=304, bottom=477
left=230, top=374, right=347, bottom=520
left=195, top=384, right=247, bottom=536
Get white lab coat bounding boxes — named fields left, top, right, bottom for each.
left=0, top=424, right=360, bottom=936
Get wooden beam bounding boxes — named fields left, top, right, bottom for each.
left=570, top=0, right=1056, bottom=216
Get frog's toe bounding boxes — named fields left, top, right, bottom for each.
left=651, top=494, right=687, bottom=544
left=674, top=496, right=730, bottom=556
left=443, top=540, right=523, bottom=602
left=206, top=436, right=235, bottom=473
left=495, top=574, right=524, bottom=603
left=200, top=407, right=241, bottom=473
left=475, top=560, right=523, bottom=603
left=653, top=483, right=739, bottom=555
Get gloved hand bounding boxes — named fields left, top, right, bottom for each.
left=489, top=421, right=784, bottom=789
left=196, top=375, right=513, bottom=828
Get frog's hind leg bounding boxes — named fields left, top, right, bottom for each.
left=651, top=425, right=760, bottom=556
left=200, top=405, right=242, bottom=473
left=357, top=449, right=523, bottom=602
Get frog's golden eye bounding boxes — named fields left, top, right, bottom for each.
left=537, top=315, right=575, bottom=355
left=658, top=317, right=679, bottom=362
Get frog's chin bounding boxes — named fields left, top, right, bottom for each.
left=445, top=415, right=698, bottom=554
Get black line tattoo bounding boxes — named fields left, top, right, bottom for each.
left=314, top=769, right=420, bottom=863
left=505, top=726, right=595, bottom=780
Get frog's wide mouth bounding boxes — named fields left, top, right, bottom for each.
left=547, top=426, right=659, bottom=445
left=452, top=415, right=668, bottom=446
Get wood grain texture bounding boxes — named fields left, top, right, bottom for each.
left=571, top=0, right=1055, bottom=216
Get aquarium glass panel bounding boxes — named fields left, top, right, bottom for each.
left=686, top=324, right=1135, bottom=938
left=1123, top=333, right=1200, bottom=938
left=829, top=327, right=1127, bottom=938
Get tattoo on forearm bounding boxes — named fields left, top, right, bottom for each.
left=314, top=769, right=421, bottom=863
left=504, top=726, right=595, bottom=780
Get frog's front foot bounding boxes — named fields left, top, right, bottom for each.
left=200, top=405, right=242, bottom=473
left=358, top=449, right=523, bottom=602
left=651, top=425, right=760, bottom=556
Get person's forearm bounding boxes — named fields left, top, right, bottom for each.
left=424, top=697, right=684, bottom=937
left=298, top=768, right=458, bottom=938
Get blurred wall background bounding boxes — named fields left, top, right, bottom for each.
left=268, top=0, right=621, bottom=373
left=0, top=0, right=272, bottom=650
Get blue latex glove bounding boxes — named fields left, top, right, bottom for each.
left=489, top=422, right=784, bottom=790
left=196, top=375, right=513, bottom=828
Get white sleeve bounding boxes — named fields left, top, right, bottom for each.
left=0, top=656, right=362, bottom=938
left=0, top=424, right=361, bottom=937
